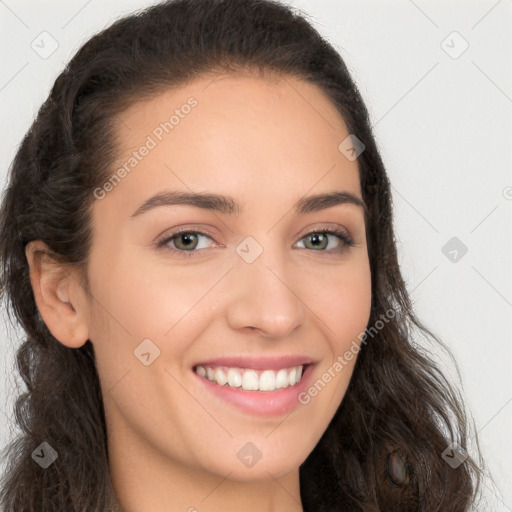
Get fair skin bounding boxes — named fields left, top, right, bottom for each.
left=25, top=70, right=372, bottom=512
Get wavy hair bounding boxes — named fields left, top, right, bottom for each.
left=0, top=0, right=486, bottom=510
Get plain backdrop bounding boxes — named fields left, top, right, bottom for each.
left=0, top=0, right=511, bottom=509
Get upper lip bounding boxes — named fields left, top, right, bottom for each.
left=193, top=355, right=316, bottom=371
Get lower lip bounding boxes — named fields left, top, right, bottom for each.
left=193, top=364, right=315, bottom=417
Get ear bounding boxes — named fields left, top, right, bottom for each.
left=25, top=240, right=90, bottom=348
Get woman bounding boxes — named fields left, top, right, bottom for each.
left=0, top=0, right=485, bottom=510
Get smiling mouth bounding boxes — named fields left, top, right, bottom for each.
left=193, top=364, right=308, bottom=392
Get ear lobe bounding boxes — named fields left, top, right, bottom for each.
left=25, top=240, right=89, bottom=348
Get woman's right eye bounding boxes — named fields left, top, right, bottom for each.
left=156, top=230, right=216, bottom=258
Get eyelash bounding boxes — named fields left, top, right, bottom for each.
left=156, top=227, right=355, bottom=258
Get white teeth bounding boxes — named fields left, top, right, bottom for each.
left=288, top=367, right=297, bottom=386
left=275, top=369, right=289, bottom=389
left=195, top=364, right=305, bottom=391
left=227, top=367, right=242, bottom=388
left=258, top=370, right=275, bottom=391
left=214, top=367, right=227, bottom=386
left=241, top=370, right=259, bottom=391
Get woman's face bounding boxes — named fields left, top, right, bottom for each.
left=85, top=71, right=371, bottom=485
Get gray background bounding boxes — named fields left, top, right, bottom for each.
left=1, top=0, right=511, bottom=509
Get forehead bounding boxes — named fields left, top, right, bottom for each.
left=116, top=68, right=348, bottom=132
left=98, top=70, right=362, bottom=219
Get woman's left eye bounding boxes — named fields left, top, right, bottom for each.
left=295, top=229, right=355, bottom=253
left=156, top=228, right=355, bottom=257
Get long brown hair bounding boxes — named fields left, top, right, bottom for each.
left=0, top=0, right=486, bottom=510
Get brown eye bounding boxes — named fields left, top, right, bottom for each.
left=156, top=230, right=216, bottom=257
left=297, top=229, right=354, bottom=252
left=173, top=232, right=200, bottom=251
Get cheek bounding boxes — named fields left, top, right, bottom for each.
left=335, top=273, right=372, bottom=344
left=89, top=245, right=208, bottom=338
left=289, top=258, right=371, bottom=454
left=311, top=255, right=372, bottom=348
left=310, top=257, right=371, bottom=393
left=87, top=252, right=221, bottom=388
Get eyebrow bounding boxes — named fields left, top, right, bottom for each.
left=130, top=190, right=369, bottom=219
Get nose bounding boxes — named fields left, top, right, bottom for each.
left=225, top=246, right=305, bottom=339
